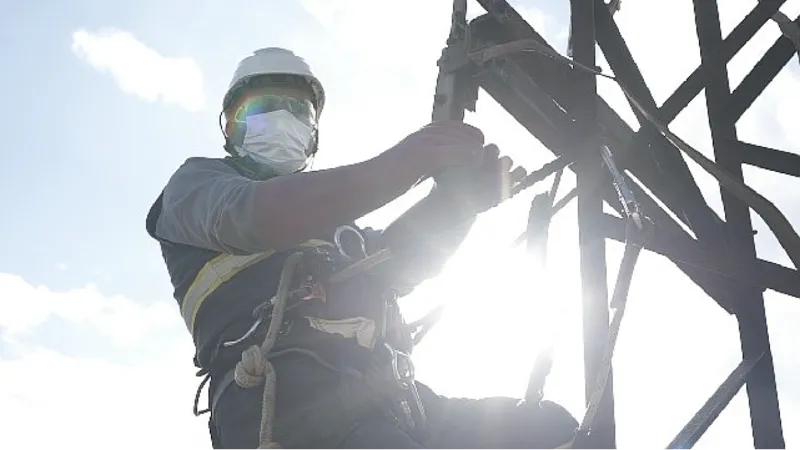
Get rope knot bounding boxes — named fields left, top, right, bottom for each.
left=234, top=344, right=268, bottom=389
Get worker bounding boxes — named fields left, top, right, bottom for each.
left=146, top=47, right=579, bottom=448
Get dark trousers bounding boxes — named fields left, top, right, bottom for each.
left=209, top=353, right=578, bottom=449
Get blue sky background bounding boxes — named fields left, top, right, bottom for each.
left=1, top=0, right=799, bottom=448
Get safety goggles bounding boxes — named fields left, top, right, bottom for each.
left=233, top=94, right=317, bottom=127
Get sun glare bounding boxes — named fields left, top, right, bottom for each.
left=403, top=217, right=576, bottom=400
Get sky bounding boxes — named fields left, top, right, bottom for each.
left=0, top=0, right=798, bottom=448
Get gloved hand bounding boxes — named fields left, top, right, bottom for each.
left=434, top=143, right=528, bottom=215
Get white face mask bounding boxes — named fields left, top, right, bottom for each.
left=235, top=110, right=314, bottom=175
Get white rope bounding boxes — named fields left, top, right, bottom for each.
left=233, top=251, right=304, bottom=449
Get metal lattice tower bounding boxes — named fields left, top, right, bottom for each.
left=430, top=0, right=800, bottom=447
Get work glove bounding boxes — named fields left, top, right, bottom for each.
left=434, top=143, right=528, bottom=216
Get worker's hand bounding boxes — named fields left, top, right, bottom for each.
left=435, top=143, right=527, bottom=214
left=388, top=121, right=487, bottom=175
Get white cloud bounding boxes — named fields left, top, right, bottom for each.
left=0, top=273, right=176, bottom=346
left=0, top=273, right=208, bottom=449
left=0, top=346, right=208, bottom=449
left=71, top=28, right=206, bottom=112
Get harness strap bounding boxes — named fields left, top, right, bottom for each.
left=211, top=369, right=237, bottom=415
left=180, top=239, right=333, bottom=334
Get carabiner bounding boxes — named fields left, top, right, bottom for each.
left=387, top=344, right=427, bottom=430
left=333, top=225, right=368, bottom=261
left=221, top=301, right=271, bottom=347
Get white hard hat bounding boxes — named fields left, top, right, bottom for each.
left=223, top=47, right=325, bottom=117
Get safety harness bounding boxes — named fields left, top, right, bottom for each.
left=180, top=240, right=332, bottom=336
left=189, top=227, right=428, bottom=448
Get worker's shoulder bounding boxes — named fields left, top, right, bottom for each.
left=165, top=156, right=242, bottom=184
left=160, top=156, right=245, bottom=195
left=173, top=156, right=239, bottom=175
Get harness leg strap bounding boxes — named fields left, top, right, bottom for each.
left=211, top=369, right=237, bottom=415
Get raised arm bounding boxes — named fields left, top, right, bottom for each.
left=154, top=121, right=487, bottom=254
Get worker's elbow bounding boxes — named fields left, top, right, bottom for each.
left=250, top=212, right=309, bottom=253
left=208, top=181, right=303, bottom=253
left=260, top=228, right=303, bottom=253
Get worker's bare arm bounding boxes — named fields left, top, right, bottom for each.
left=250, top=150, right=432, bottom=252
left=154, top=154, right=427, bottom=254
left=155, top=121, right=485, bottom=254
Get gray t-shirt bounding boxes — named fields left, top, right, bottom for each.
left=155, top=157, right=385, bottom=256
left=155, top=157, right=270, bottom=255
